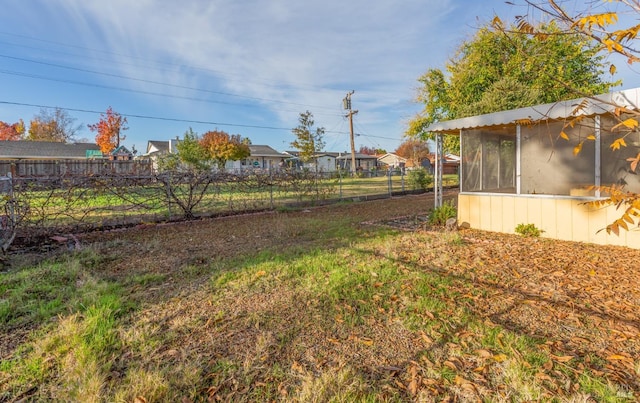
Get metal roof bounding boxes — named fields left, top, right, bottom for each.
left=425, top=87, right=640, bottom=134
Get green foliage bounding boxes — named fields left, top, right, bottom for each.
left=407, top=167, right=432, bottom=191
left=429, top=200, right=457, bottom=226
left=290, top=111, right=325, bottom=163
left=515, top=223, right=543, bottom=237
left=173, top=128, right=212, bottom=171
left=407, top=21, right=617, bottom=154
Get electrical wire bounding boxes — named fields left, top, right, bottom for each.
left=0, top=100, right=356, bottom=134
left=0, top=54, right=339, bottom=112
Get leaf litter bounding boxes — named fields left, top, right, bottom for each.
left=2, top=191, right=640, bottom=401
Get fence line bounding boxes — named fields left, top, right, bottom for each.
left=0, top=159, right=153, bottom=177
left=1, top=168, right=456, bottom=249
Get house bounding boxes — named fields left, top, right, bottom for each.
left=336, top=152, right=379, bottom=172
left=0, top=140, right=102, bottom=160
left=109, top=145, right=134, bottom=161
left=0, top=140, right=149, bottom=176
left=230, top=145, right=288, bottom=172
left=377, top=153, right=407, bottom=170
left=0, top=141, right=103, bottom=176
left=422, top=153, right=460, bottom=175
left=282, top=151, right=336, bottom=172
left=426, top=88, right=640, bottom=249
left=143, top=138, right=181, bottom=170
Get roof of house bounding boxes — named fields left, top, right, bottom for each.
left=425, top=87, right=640, bottom=134
left=377, top=153, right=407, bottom=162
left=0, top=141, right=102, bottom=159
left=248, top=145, right=286, bottom=157
left=146, top=140, right=169, bottom=155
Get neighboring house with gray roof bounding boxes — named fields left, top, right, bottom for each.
left=228, top=145, right=287, bottom=172
left=0, top=141, right=149, bottom=176
left=0, top=141, right=102, bottom=160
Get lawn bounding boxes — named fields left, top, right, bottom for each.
left=1, top=191, right=638, bottom=401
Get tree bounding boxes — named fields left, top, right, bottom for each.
left=0, top=119, right=25, bottom=141
left=407, top=20, right=616, bottom=153
left=200, top=130, right=251, bottom=170
left=158, top=128, right=211, bottom=172
left=290, top=111, right=325, bottom=163
left=26, top=108, right=81, bottom=142
left=395, top=139, right=430, bottom=168
left=497, top=0, right=640, bottom=235
left=358, top=145, right=386, bottom=155
left=88, top=107, right=128, bottom=153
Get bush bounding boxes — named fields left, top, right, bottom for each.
left=515, top=223, right=543, bottom=237
left=429, top=200, right=457, bottom=226
left=407, top=168, right=432, bottom=191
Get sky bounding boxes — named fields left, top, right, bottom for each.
left=1, top=0, right=639, bottom=155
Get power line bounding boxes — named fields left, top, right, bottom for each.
left=0, top=31, right=338, bottom=94
left=0, top=69, right=344, bottom=117
left=0, top=53, right=338, bottom=112
left=0, top=100, right=355, bottom=134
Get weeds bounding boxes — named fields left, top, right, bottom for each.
left=429, top=200, right=457, bottom=226
left=515, top=223, right=544, bottom=237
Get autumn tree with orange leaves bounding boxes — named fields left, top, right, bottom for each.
left=395, top=139, right=430, bottom=168
left=200, top=130, right=251, bottom=170
left=88, top=107, right=128, bottom=153
left=499, top=0, right=640, bottom=235
left=27, top=108, right=80, bottom=142
left=0, top=119, right=25, bottom=141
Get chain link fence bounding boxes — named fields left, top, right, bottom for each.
left=3, top=167, right=453, bottom=250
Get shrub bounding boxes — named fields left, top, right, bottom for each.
left=429, top=201, right=457, bottom=226
left=515, top=223, right=543, bottom=237
left=407, top=168, right=432, bottom=191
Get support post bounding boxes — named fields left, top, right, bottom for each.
left=435, top=133, right=443, bottom=208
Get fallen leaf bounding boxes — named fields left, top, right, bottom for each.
left=551, top=354, right=574, bottom=363
left=474, top=349, right=492, bottom=358
left=360, top=337, right=374, bottom=346
left=606, top=354, right=630, bottom=361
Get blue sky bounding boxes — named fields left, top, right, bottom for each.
left=1, top=1, right=638, bottom=155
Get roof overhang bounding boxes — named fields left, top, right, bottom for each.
left=425, top=87, right=640, bottom=134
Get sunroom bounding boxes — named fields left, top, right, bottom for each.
left=427, top=88, right=640, bottom=248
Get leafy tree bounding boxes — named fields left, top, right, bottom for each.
left=0, top=119, right=25, bottom=141
left=158, top=128, right=211, bottom=172
left=87, top=107, right=128, bottom=153
left=200, top=130, right=251, bottom=170
left=498, top=0, right=640, bottom=235
left=407, top=21, right=616, bottom=153
left=26, top=108, right=81, bottom=142
left=395, top=139, right=430, bottom=168
left=290, top=111, right=325, bottom=163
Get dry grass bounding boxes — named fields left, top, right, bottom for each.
left=1, top=191, right=639, bottom=401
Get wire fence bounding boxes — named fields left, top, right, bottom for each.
left=1, top=167, right=455, bottom=249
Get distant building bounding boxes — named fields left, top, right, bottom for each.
left=377, top=153, right=407, bottom=169
left=0, top=140, right=102, bottom=160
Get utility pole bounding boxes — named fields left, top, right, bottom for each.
left=343, top=91, right=358, bottom=176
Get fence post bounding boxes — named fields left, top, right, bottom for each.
left=269, top=171, right=274, bottom=209
left=387, top=169, right=392, bottom=196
